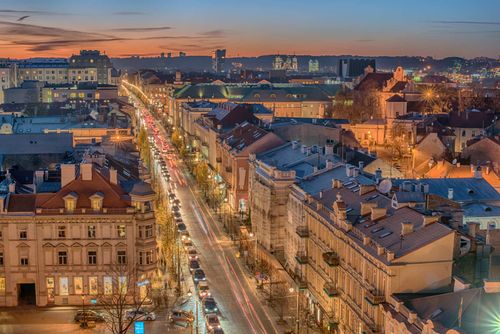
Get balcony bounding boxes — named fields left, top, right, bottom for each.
left=322, top=252, right=340, bottom=267
left=295, top=251, right=308, bottom=265
left=295, top=226, right=309, bottom=238
left=365, top=290, right=385, bottom=305
left=323, top=282, right=338, bottom=297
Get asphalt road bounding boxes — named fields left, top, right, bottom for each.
left=132, top=88, right=280, bottom=334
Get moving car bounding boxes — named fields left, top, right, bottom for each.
left=74, top=310, right=105, bottom=322
left=205, top=314, right=221, bottom=331
left=198, top=282, right=211, bottom=299
left=186, top=247, right=198, bottom=260
left=193, top=268, right=206, bottom=283
left=126, top=308, right=156, bottom=321
left=202, top=297, right=218, bottom=314
left=189, top=259, right=200, bottom=272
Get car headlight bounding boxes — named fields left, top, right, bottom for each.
left=214, top=308, right=218, bottom=311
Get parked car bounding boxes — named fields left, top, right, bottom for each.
left=198, top=282, right=211, bottom=299
left=126, top=308, right=156, bottom=321
left=74, top=310, right=105, bottom=323
left=169, top=309, right=194, bottom=325
left=205, top=314, right=221, bottom=331
left=174, top=211, right=182, bottom=218
left=202, top=297, right=218, bottom=314
left=189, top=259, right=200, bottom=272
left=193, top=269, right=206, bottom=283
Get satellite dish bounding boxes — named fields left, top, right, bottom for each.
left=377, top=179, right=393, bottom=194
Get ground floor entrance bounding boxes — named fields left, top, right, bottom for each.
left=18, top=283, right=36, bottom=305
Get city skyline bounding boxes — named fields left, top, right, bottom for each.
left=0, top=0, right=499, bottom=59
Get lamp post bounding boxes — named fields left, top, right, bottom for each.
left=81, top=294, right=87, bottom=328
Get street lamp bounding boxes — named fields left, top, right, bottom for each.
left=80, top=294, right=87, bottom=328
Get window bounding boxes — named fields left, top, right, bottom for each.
left=65, top=198, right=76, bottom=212
left=58, top=226, right=66, bottom=238
left=20, top=257, right=29, bottom=266
left=19, top=229, right=27, bottom=240
left=117, top=225, right=126, bottom=238
left=58, top=251, right=67, bottom=265
left=88, top=251, right=97, bottom=265
left=0, top=277, right=5, bottom=293
left=145, top=225, right=153, bottom=238
left=0, top=252, right=3, bottom=266
left=145, top=251, right=153, bottom=265
left=88, top=225, right=96, bottom=238
left=117, top=251, right=127, bottom=264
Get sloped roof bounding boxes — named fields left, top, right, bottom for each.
left=38, top=168, right=129, bottom=209
left=354, top=72, right=393, bottom=91
left=221, top=122, right=269, bottom=152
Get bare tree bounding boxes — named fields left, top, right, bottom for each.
left=97, top=263, right=156, bottom=334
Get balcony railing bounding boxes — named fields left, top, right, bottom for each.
left=322, top=252, right=340, bottom=267
left=365, top=289, right=385, bottom=305
left=295, top=251, right=308, bottom=265
left=295, top=226, right=309, bottom=238
left=323, top=282, right=338, bottom=297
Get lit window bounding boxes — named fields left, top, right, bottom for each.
left=88, top=225, right=96, bottom=238
left=117, top=225, right=126, bottom=238
left=145, top=225, right=153, bottom=238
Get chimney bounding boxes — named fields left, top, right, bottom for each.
left=363, top=235, right=371, bottom=245
left=401, top=222, right=414, bottom=236
left=408, top=312, right=418, bottom=324
left=386, top=250, right=395, bottom=262
left=421, top=182, right=429, bottom=194
left=371, top=207, right=387, bottom=221
left=332, top=179, right=343, bottom=189
left=360, top=202, right=378, bottom=216
left=61, top=164, right=76, bottom=188
left=291, top=140, right=299, bottom=150
left=359, top=161, right=364, bottom=172
left=175, top=70, right=182, bottom=82
left=346, top=165, right=352, bottom=177
left=448, top=188, right=454, bottom=200
left=8, top=182, right=15, bottom=193
left=423, top=215, right=439, bottom=226
left=325, top=160, right=334, bottom=169
left=352, top=167, right=359, bottom=177
left=81, top=163, right=92, bottom=181
left=110, top=168, right=118, bottom=185
left=34, top=170, right=44, bottom=185
left=474, top=166, right=482, bottom=179
left=377, top=245, right=385, bottom=256
left=467, top=222, right=480, bottom=238
left=306, top=147, right=312, bottom=156
left=375, top=168, right=382, bottom=182
left=301, top=145, right=307, bottom=154
left=325, top=143, right=334, bottom=155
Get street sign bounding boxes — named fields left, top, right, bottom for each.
left=137, top=279, right=150, bottom=287
left=134, top=321, right=145, bottom=334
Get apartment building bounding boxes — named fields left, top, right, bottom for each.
left=0, top=163, right=157, bottom=307
left=249, top=141, right=338, bottom=258
left=285, top=174, right=455, bottom=333
left=217, top=122, right=285, bottom=213
left=16, top=59, right=97, bottom=86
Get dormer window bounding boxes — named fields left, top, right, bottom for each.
left=90, top=192, right=104, bottom=212
left=63, top=192, right=78, bottom=213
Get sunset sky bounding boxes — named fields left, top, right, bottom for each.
left=0, top=0, right=499, bottom=59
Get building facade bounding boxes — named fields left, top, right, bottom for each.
left=0, top=163, right=157, bottom=307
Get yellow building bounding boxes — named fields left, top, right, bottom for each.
left=286, top=180, right=456, bottom=333
left=0, top=163, right=157, bottom=307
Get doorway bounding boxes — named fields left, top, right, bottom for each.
left=18, top=283, right=36, bottom=305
